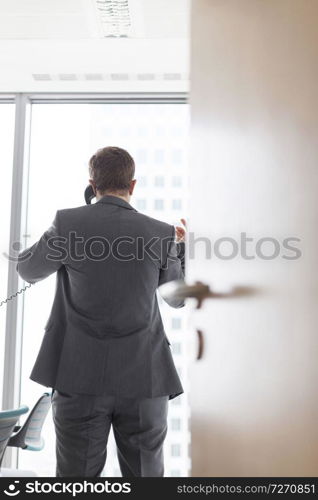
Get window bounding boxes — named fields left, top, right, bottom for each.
left=172, top=126, right=183, bottom=137
left=154, top=149, right=164, bottom=164
left=171, top=418, right=182, bottom=431
left=172, top=342, right=182, bottom=355
left=171, top=444, right=181, bottom=457
left=136, top=148, right=147, bottom=163
left=172, top=317, right=182, bottom=329
left=138, top=176, right=147, bottom=187
left=154, top=176, right=165, bottom=187
left=119, top=127, right=130, bottom=137
left=172, top=199, right=182, bottom=210
left=172, top=176, right=182, bottom=187
left=154, top=199, right=164, bottom=210
left=17, top=100, right=190, bottom=477
left=0, top=103, right=15, bottom=405
left=136, top=199, right=147, bottom=210
left=172, top=149, right=182, bottom=164
left=155, top=126, right=164, bottom=137
left=137, top=126, right=147, bottom=137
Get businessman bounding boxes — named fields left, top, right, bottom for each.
left=17, top=146, right=186, bottom=477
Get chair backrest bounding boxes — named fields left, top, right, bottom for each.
left=8, top=393, right=51, bottom=451
left=0, top=406, right=29, bottom=467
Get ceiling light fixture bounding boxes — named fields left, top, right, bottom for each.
left=95, top=0, right=131, bottom=38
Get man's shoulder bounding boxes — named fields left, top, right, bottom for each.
left=132, top=211, right=174, bottom=236
left=56, top=204, right=175, bottom=238
left=54, top=204, right=93, bottom=230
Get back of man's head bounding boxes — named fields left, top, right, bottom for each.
left=89, top=146, right=135, bottom=196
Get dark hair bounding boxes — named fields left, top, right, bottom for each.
left=89, top=146, right=135, bottom=194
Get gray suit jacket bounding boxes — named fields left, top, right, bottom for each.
left=17, top=195, right=185, bottom=399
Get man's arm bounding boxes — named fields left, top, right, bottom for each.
left=16, top=211, right=64, bottom=284
left=158, top=226, right=185, bottom=308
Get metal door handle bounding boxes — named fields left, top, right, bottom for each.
left=159, top=280, right=258, bottom=362
left=159, top=279, right=258, bottom=309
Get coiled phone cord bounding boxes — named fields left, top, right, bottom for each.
left=0, top=283, right=34, bottom=308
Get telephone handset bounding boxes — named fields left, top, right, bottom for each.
left=84, top=185, right=95, bottom=205
left=0, top=186, right=96, bottom=308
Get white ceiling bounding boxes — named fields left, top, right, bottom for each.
left=0, top=0, right=189, bottom=91
left=0, top=0, right=96, bottom=39
left=0, top=0, right=189, bottom=39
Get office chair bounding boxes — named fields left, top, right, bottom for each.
left=7, top=393, right=51, bottom=451
left=0, top=393, right=51, bottom=476
left=0, top=405, right=29, bottom=467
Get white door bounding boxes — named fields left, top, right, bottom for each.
left=188, top=0, right=318, bottom=476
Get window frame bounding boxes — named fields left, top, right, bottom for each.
left=0, top=92, right=187, bottom=468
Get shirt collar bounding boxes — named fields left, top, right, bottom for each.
left=95, top=194, right=136, bottom=211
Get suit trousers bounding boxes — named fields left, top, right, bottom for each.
left=51, top=389, right=169, bottom=477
